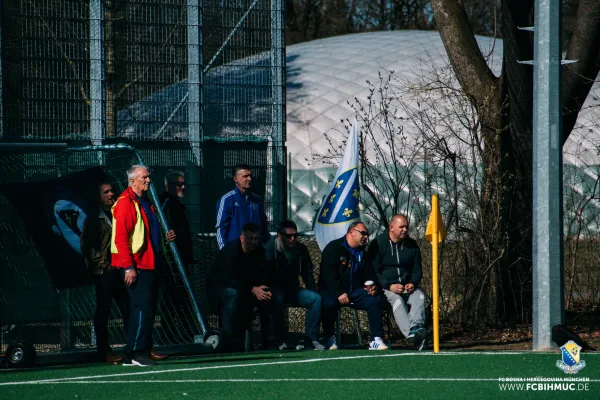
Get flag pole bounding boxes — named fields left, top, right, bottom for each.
left=431, top=194, right=440, bottom=353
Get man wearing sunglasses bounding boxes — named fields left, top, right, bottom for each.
left=154, top=171, right=196, bottom=352
left=367, top=214, right=427, bottom=351
left=265, top=220, right=325, bottom=350
left=159, top=171, right=194, bottom=268
left=319, top=221, right=388, bottom=350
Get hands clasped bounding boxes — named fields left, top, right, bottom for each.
left=252, top=285, right=272, bottom=301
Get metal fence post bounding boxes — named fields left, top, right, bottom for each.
left=90, top=0, right=105, bottom=147
left=271, top=0, right=285, bottom=226
left=187, top=0, right=202, bottom=166
left=532, top=0, right=564, bottom=351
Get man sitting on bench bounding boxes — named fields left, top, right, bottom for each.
left=368, top=214, right=427, bottom=351
left=319, top=221, right=388, bottom=351
left=265, top=220, right=325, bottom=350
left=208, top=223, right=286, bottom=351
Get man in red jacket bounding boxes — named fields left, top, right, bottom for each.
left=111, top=164, right=175, bottom=366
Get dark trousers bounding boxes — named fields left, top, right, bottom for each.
left=94, top=269, right=130, bottom=355
left=218, top=287, right=285, bottom=349
left=321, top=288, right=384, bottom=339
left=122, top=269, right=155, bottom=359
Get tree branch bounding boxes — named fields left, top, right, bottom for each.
left=562, top=0, right=600, bottom=142
left=431, top=0, right=500, bottom=107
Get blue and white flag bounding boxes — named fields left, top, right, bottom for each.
left=314, top=117, right=360, bottom=250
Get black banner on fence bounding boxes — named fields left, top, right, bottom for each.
left=0, top=167, right=110, bottom=289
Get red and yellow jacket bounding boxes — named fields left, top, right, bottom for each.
left=110, top=187, right=157, bottom=270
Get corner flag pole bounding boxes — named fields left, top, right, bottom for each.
left=425, top=194, right=446, bottom=353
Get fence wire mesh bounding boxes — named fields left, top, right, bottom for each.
left=1, top=0, right=286, bottom=234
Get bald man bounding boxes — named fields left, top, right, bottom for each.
left=367, top=215, right=427, bottom=350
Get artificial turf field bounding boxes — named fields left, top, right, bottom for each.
left=1, top=350, right=598, bottom=399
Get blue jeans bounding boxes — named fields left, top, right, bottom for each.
left=272, top=287, right=322, bottom=342
left=321, top=288, right=384, bottom=339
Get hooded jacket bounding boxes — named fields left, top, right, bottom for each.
left=319, top=237, right=377, bottom=296
left=110, top=187, right=157, bottom=270
left=264, top=236, right=316, bottom=291
left=368, top=233, right=422, bottom=290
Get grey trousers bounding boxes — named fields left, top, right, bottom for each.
left=383, top=288, right=426, bottom=338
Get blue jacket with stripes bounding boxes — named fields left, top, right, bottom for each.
left=215, top=186, right=270, bottom=249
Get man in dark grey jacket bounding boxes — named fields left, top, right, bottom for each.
left=368, top=214, right=427, bottom=350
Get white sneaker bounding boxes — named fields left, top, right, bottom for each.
left=326, top=336, right=338, bottom=350
left=312, top=341, right=326, bottom=351
left=369, top=337, right=389, bottom=351
left=278, top=342, right=289, bottom=351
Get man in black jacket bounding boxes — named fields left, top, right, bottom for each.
left=150, top=170, right=197, bottom=357
left=159, top=171, right=194, bottom=267
left=319, top=221, right=387, bottom=350
left=209, top=223, right=286, bottom=351
left=80, top=181, right=129, bottom=362
left=368, top=214, right=427, bottom=350
left=265, top=220, right=324, bottom=350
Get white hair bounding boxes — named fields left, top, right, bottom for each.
left=164, top=170, right=184, bottom=186
left=127, top=165, right=149, bottom=186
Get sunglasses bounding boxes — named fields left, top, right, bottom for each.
left=282, top=233, right=298, bottom=239
left=170, top=181, right=185, bottom=187
left=353, top=229, right=369, bottom=237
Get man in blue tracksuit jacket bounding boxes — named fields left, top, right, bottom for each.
left=216, top=164, right=271, bottom=249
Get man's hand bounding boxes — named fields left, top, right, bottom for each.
left=124, top=269, right=137, bottom=286
left=338, top=293, right=350, bottom=305
left=404, top=283, right=415, bottom=294
left=366, top=285, right=378, bottom=296
left=165, top=230, right=176, bottom=242
left=390, top=283, right=404, bottom=295
left=252, top=285, right=272, bottom=301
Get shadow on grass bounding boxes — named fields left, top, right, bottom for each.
left=439, top=337, right=532, bottom=351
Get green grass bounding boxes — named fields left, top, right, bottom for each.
left=1, top=350, right=599, bottom=399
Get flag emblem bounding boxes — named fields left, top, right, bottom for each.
left=316, top=168, right=359, bottom=225
left=314, top=117, right=361, bottom=249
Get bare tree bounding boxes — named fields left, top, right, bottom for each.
left=430, top=0, right=600, bottom=325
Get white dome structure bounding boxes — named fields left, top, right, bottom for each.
left=285, top=30, right=600, bottom=231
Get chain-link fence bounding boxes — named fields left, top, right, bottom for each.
left=0, top=0, right=287, bottom=232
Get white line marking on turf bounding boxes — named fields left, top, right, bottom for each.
left=6, top=378, right=600, bottom=385
left=0, top=351, right=594, bottom=387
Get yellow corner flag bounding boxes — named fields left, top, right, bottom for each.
left=425, top=194, right=446, bottom=243
left=425, top=194, right=445, bottom=353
